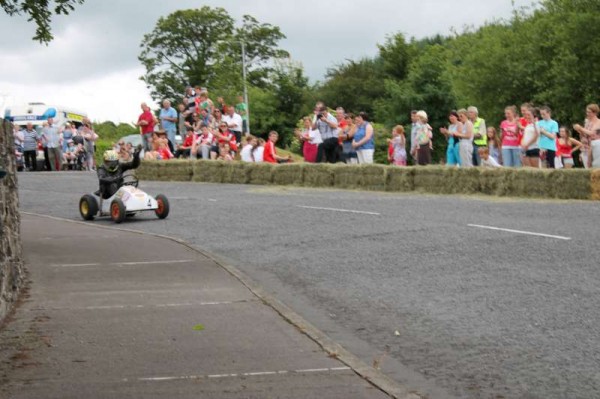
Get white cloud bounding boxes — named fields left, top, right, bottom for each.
left=0, top=0, right=533, bottom=122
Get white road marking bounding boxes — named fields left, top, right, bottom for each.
left=51, top=259, right=195, bottom=268
left=32, top=300, right=250, bottom=311
left=468, top=224, right=571, bottom=241
left=135, top=367, right=351, bottom=382
left=208, top=199, right=217, bottom=202
left=297, top=205, right=380, bottom=216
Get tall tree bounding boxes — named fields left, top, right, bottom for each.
left=139, top=6, right=289, bottom=102
left=1, top=0, right=84, bottom=43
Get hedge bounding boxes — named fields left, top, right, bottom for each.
left=136, top=160, right=599, bottom=200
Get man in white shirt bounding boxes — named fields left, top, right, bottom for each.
left=42, top=118, right=62, bottom=171
left=222, top=105, right=243, bottom=144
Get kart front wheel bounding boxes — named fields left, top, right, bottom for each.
left=79, top=195, right=98, bottom=220
left=110, top=198, right=126, bottom=224
left=155, top=194, right=169, bottom=219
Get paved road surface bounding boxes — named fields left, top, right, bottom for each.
left=18, top=172, right=600, bottom=399
left=1, top=214, right=388, bottom=399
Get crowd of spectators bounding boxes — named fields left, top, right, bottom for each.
left=137, top=87, right=600, bottom=170
left=13, top=117, right=98, bottom=172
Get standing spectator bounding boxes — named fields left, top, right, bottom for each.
left=573, top=104, right=600, bottom=169
left=500, top=106, right=522, bottom=167
left=42, top=117, right=62, bottom=171
left=22, top=122, right=38, bottom=171
left=521, top=105, right=540, bottom=168
left=223, top=105, right=243, bottom=144
left=137, top=102, right=155, bottom=152
left=177, top=103, right=187, bottom=138
left=409, top=110, right=419, bottom=162
left=439, top=111, right=462, bottom=167
left=159, top=99, right=178, bottom=152
left=537, top=106, right=559, bottom=168
left=556, top=127, right=582, bottom=169
left=196, top=91, right=214, bottom=114
left=235, top=95, right=249, bottom=135
left=264, top=131, right=291, bottom=164
left=81, top=121, right=98, bottom=171
left=313, top=104, right=339, bottom=163
left=468, top=106, right=487, bottom=166
left=588, top=129, right=600, bottom=168
left=486, top=127, right=502, bottom=165
left=388, top=125, right=407, bottom=166
left=455, top=109, right=474, bottom=167
left=352, top=112, right=375, bottom=164
left=296, top=117, right=322, bottom=163
left=414, top=111, right=432, bottom=166
left=216, top=97, right=227, bottom=114
left=339, top=113, right=357, bottom=164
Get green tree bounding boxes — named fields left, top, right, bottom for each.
left=377, top=45, right=457, bottom=163
left=316, top=58, right=386, bottom=116
left=1, top=0, right=84, bottom=43
left=139, top=6, right=289, bottom=102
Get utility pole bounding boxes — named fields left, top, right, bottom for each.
left=240, top=42, right=250, bottom=135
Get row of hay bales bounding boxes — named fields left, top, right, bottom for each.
left=136, top=160, right=600, bottom=200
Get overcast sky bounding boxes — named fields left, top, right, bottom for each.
left=0, top=0, right=532, bottom=123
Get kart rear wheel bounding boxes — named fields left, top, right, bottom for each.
left=155, top=194, right=169, bottom=219
left=110, top=198, right=126, bottom=224
left=79, top=195, right=98, bottom=220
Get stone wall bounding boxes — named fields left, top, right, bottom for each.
left=0, top=118, right=23, bottom=322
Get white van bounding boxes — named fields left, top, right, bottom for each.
left=4, top=103, right=89, bottom=169
left=4, top=102, right=88, bottom=129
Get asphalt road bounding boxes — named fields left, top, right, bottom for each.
left=18, top=171, right=600, bottom=399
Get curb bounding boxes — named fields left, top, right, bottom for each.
left=21, top=211, right=422, bottom=399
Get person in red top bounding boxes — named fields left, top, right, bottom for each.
left=136, top=102, right=155, bottom=152
left=174, top=127, right=195, bottom=158
left=264, top=131, right=291, bottom=164
left=210, top=123, right=238, bottom=159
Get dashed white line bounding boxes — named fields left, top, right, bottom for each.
left=468, top=224, right=571, bottom=241
left=136, top=366, right=351, bottom=382
left=33, top=300, right=249, bottom=311
left=51, top=259, right=195, bottom=268
left=297, top=205, right=380, bottom=216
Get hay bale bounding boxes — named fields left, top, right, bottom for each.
left=222, top=162, right=250, bottom=184
left=248, top=162, right=274, bottom=185
left=333, top=164, right=386, bottom=190
left=592, top=170, right=600, bottom=200
left=272, top=163, right=304, bottom=186
left=414, top=166, right=451, bottom=194
left=154, top=160, right=193, bottom=182
left=502, top=168, right=555, bottom=198
left=385, top=167, right=415, bottom=192
left=303, top=163, right=334, bottom=187
left=136, top=160, right=159, bottom=181
left=551, top=169, right=592, bottom=200
left=451, top=167, right=481, bottom=194
left=479, top=168, right=508, bottom=196
left=192, top=160, right=224, bottom=183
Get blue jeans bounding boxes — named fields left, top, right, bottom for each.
left=166, top=127, right=176, bottom=147
left=502, top=148, right=522, bottom=167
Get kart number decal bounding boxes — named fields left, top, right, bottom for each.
left=147, top=199, right=152, bottom=207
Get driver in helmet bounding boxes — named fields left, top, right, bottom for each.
left=97, top=145, right=142, bottom=199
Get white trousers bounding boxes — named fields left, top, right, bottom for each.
left=356, top=149, right=374, bottom=164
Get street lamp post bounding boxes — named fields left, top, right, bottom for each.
left=240, top=42, right=250, bottom=135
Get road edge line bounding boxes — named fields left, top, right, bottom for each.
left=21, top=212, right=421, bottom=399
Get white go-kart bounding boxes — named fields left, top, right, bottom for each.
left=79, top=176, right=169, bottom=223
